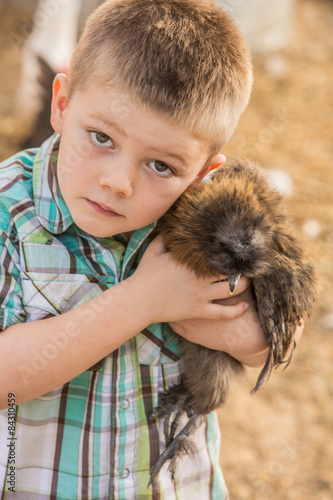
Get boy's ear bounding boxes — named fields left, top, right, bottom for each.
left=50, top=73, right=69, bottom=134
left=189, top=154, right=226, bottom=188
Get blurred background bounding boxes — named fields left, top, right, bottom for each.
left=0, top=0, right=332, bottom=498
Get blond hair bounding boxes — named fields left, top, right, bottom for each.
left=68, top=0, right=253, bottom=153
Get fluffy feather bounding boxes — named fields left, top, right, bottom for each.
left=148, top=159, right=318, bottom=485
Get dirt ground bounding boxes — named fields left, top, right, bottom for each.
left=0, top=1, right=332, bottom=499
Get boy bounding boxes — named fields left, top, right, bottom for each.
left=0, top=1, right=301, bottom=498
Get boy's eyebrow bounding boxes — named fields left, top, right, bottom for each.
left=150, top=147, right=188, bottom=168
left=88, top=114, right=127, bottom=137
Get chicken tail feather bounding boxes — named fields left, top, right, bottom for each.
left=251, top=350, right=274, bottom=394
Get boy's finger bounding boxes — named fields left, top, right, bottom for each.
left=206, top=301, right=249, bottom=320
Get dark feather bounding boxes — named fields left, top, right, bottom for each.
left=149, top=159, right=319, bottom=484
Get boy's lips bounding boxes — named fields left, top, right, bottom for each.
left=86, top=199, right=122, bottom=217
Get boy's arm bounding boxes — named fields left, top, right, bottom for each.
left=0, top=236, right=247, bottom=409
left=0, top=278, right=149, bottom=409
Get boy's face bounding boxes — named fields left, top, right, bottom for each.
left=51, top=75, right=224, bottom=238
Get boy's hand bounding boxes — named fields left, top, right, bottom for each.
left=132, top=234, right=249, bottom=324
left=169, top=285, right=270, bottom=367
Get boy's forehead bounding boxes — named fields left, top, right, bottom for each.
left=76, top=86, right=212, bottom=167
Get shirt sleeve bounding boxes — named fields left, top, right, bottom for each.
left=0, top=221, right=25, bottom=330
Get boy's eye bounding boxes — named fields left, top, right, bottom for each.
left=90, top=131, right=114, bottom=147
left=148, top=160, right=172, bottom=176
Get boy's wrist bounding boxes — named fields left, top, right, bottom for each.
left=118, top=274, right=158, bottom=328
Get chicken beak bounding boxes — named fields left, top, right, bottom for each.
left=228, top=274, right=241, bottom=295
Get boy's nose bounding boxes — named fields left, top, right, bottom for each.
left=99, top=163, right=134, bottom=198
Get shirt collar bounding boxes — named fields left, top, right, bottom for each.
left=33, top=133, right=74, bottom=234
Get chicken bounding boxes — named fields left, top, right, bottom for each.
left=148, top=159, right=318, bottom=485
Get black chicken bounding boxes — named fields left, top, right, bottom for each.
left=148, top=159, right=318, bottom=485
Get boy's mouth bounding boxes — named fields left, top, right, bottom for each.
left=86, top=199, right=122, bottom=217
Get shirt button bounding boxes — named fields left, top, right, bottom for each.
left=120, top=255, right=124, bottom=263
left=60, top=299, right=71, bottom=311
left=120, top=468, right=130, bottom=479
left=120, top=398, right=130, bottom=410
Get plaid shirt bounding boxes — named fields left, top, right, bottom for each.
left=0, top=134, right=229, bottom=499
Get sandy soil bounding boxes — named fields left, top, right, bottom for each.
left=219, top=1, right=333, bottom=498
left=0, top=1, right=332, bottom=499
